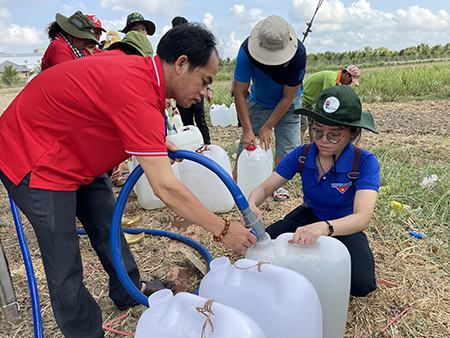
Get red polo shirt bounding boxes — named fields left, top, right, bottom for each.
left=0, top=55, right=167, bottom=191
left=41, top=35, right=78, bottom=71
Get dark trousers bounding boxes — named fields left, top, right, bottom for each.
left=177, top=97, right=211, bottom=145
left=267, top=205, right=377, bottom=297
left=0, top=172, right=141, bottom=338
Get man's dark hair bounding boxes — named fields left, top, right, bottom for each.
left=171, top=16, right=188, bottom=27
left=47, top=21, right=64, bottom=40
left=157, top=23, right=218, bottom=70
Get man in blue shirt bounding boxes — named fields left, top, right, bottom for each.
left=233, top=16, right=306, bottom=200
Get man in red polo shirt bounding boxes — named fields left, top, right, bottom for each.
left=0, top=24, right=255, bottom=338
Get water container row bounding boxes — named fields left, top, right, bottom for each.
left=136, top=236, right=351, bottom=338
left=136, top=256, right=323, bottom=338
left=210, top=103, right=239, bottom=127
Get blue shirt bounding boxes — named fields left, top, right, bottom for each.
left=275, top=143, right=380, bottom=220
left=234, top=38, right=306, bottom=109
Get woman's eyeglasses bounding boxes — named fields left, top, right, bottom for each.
left=311, top=127, right=343, bottom=144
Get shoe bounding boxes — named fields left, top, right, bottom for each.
left=273, top=187, right=290, bottom=202
left=116, top=279, right=177, bottom=311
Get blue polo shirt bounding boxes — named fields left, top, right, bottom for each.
left=234, top=38, right=306, bottom=109
left=276, top=143, right=380, bottom=220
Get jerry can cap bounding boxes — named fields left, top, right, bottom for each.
left=246, top=144, right=257, bottom=151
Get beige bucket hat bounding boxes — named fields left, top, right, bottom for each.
left=248, top=16, right=298, bottom=66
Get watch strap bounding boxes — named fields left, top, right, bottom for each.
left=324, top=220, right=334, bottom=236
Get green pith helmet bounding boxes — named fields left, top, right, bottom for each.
left=295, top=85, right=377, bottom=133
left=55, top=11, right=99, bottom=43
left=120, top=12, right=156, bottom=36
left=108, top=31, right=153, bottom=56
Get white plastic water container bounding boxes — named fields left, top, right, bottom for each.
left=237, top=144, right=273, bottom=199
left=246, top=234, right=351, bottom=338
left=210, top=104, right=230, bottom=127
left=128, top=157, right=180, bottom=210
left=135, top=289, right=267, bottom=338
left=178, top=145, right=234, bottom=213
left=199, top=257, right=322, bottom=338
left=167, top=125, right=204, bottom=150
left=169, top=114, right=183, bottom=130
left=229, top=103, right=239, bottom=126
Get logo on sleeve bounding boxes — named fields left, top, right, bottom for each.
left=331, top=182, right=352, bottom=194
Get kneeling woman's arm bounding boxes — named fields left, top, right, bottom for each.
left=248, top=172, right=288, bottom=219
left=291, top=189, right=378, bottom=245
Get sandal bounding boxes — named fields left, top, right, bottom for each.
left=273, top=187, right=290, bottom=202
left=116, top=279, right=177, bottom=311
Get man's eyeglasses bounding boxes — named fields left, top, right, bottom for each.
left=311, top=127, right=343, bottom=144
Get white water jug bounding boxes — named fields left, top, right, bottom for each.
left=128, top=157, right=180, bottom=210
left=237, top=144, right=273, bottom=199
left=135, top=289, right=267, bottom=338
left=210, top=104, right=229, bottom=127
left=167, top=125, right=204, bottom=150
left=229, top=103, right=239, bottom=126
left=199, top=257, right=322, bottom=338
left=169, top=114, right=183, bottom=130
left=178, top=145, right=234, bottom=213
left=246, top=234, right=351, bottom=338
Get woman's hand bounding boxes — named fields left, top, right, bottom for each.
left=289, top=222, right=328, bottom=246
left=248, top=202, right=263, bottom=222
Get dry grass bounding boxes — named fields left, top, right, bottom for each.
left=0, top=89, right=449, bottom=337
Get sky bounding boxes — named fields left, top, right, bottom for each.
left=0, top=0, right=449, bottom=58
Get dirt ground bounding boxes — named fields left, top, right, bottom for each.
left=0, top=88, right=449, bottom=337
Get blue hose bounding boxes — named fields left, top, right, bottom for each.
left=8, top=195, right=44, bottom=338
left=110, top=150, right=267, bottom=306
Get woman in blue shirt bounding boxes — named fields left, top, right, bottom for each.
left=248, top=86, right=379, bottom=297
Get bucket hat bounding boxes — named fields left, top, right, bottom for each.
left=295, top=86, right=378, bottom=133
left=248, top=16, right=297, bottom=66
left=345, top=65, right=361, bottom=85
left=55, top=11, right=99, bottom=43
left=121, top=12, right=156, bottom=36
left=108, top=31, right=153, bottom=56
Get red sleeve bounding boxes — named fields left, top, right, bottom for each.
left=110, top=93, right=167, bottom=157
left=41, top=40, right=76, bottom=70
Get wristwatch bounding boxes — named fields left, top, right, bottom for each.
left=324, top=220, right=334, bottom=236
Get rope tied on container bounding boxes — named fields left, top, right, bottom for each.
left=196, top=299, right=215, bottom=338
left=234, top=260, right=269, bottom=272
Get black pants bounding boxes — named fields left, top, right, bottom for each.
left=177, top=97, right=211, bottom=145
left=267, top=205, right=377, bottom=297
left=1, top=171, right=141, bottom=338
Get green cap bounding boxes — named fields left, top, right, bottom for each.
left=121, top=12, right=156, bottom=36
left=55, top=11, right=99, bottom=43
left=295, top=86, right=378, bottom=133
left=108, top=31, right=153, bottom=56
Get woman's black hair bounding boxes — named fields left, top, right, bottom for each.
left=350, top=127, right=362, bottom=143
left=157, top=23, right=218, bottom=70
left=47, top=21, right=64, bottom=40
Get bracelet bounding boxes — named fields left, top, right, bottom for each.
left=213, top=217, right=231, bottom=242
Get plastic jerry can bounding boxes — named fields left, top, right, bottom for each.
left=135, top=289, right=267, bottom=338
left=169, top=114, right=183, bottom=130
left=246, top=234, right=351, bottom=338
left=228, top=103, right=239, bottom=126
left=199, top=257, right=322, bottom=338
left=237, top=144, right=273, bottom=199
left=210, top=104, right=229, bottom=127
left=167, top=125, right=204, bottom=151
left=128, top=157, right=180, bottom=210
left=178, top=145, right=234, bottom=213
